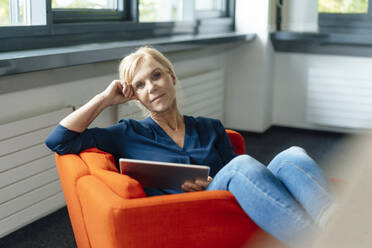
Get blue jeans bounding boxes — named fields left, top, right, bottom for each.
left=207, top=146, right=335, bottom=247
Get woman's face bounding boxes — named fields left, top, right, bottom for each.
left=131, top=57, right=177, bottom=113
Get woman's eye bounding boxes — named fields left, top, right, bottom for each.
left=152, top=72, right=161, bottom=80
left=134, top=82, right=145, bottom=89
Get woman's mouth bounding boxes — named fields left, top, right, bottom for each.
left=151, top=94, right=165, bottom=102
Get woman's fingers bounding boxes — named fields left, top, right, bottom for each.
left=181, top=183, right=190, bottom=192
left=182, top=178, right=210, bottom=192
left=101, top=80, right=136, bottom=106
left=128, top=84, right=136, bottom=99
left=120, top=82, right=130, bottom=98
left=121, top=82, right=128, bottom=96
left=122, top=82, right=136, bottom=100
left=195, top=179, right=210, bottom=188
left=183, top=184, right=201, bottom=192
left=120, top=82, right=127, bottom=96
left=182, top=181, right=201, bottom=192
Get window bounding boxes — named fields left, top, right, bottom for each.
left=139, top=0, right=183, bottom=22
left=138, top=0, right=230, bottom=22
left=0, top=0, right=46, bottom=26
left=0, top=0, right=235, bottom=52
left=52, top=0, right=119, bottom=9
left=52, top=0, right=126, bottom=23
left=319, top=0, right=368, bottom=14
left=318, top=0, right=372, bottom=34
left=196, top=0, right=227, bottom=18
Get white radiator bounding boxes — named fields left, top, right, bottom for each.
left=307, top=68, right=372, bottom=129
left=117, top=69, right=225, bottom=121
left=0, top=107, right=73, bottom=238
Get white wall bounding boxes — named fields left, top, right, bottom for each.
left=224, top=0, right=274, bottom=132
left=272, top=52, right=372, bottom=132
left=0, top=61, right=119, bottom=127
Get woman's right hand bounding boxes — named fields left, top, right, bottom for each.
left=59, top=80, right=136, bottom=132
left=101, top=80, right=137, bottom=106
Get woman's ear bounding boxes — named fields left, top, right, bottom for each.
left=170, top=73, right=176, bottom=85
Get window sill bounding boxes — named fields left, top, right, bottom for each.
left=0, top=32, right=255, bottom=77
left=270, top=31, right=372, bottom=57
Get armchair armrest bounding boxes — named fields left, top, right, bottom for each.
left=91, top=169, right=146, bottom=199
left=55, top=153, right=91, bottom=248
left=79, top=148, right=146, bottom=199
left=77, top=175, right=259, bottom=248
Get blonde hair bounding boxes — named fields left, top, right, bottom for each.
left=118, top=46, right=177, bottom=85
left=118, top=46, right=183, bottom=117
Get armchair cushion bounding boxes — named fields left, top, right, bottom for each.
left=79, top=148, right=146, bottom=199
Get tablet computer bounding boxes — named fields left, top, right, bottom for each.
left=119, top=158, right=210, bottom=190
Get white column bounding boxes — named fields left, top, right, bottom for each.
left=224, top=0, right=274, bottom=132
left=281, top=0, right=318, bottom=32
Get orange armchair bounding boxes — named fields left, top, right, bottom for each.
left=55, top=129, right=284, bottom=248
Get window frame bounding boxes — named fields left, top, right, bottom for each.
left=53, top=9, right=127, bottom=23
left=0, top=0, right=236, bottom=53
left=195, top=0, right=228, bottom=19
left=196, top=0, right=235, bottom=33
left=0, top=0, right=51, bottom=39
left=52, top=0, right=127, bottom=23
left=318, top=1, right=372, bottom=34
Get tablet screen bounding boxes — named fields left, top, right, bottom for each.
left=119, top=158, right=210, bottom=190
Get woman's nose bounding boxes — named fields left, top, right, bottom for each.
left=146, top=80, right=157, bottom=92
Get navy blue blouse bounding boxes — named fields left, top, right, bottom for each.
left=45, top=115, right=237, bottom=196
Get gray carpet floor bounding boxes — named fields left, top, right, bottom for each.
left=0, top=126, right=346, bottom=248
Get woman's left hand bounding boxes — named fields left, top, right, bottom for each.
left=182, top=176, right=213, bottom=192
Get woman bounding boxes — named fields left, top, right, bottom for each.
left=45, top=46, right=336, bottom=247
